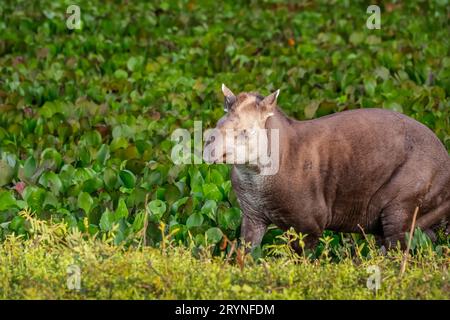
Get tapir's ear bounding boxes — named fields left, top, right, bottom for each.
left=222, top=83, right=236, bottom=112
left=260, top=89, right=280, bottom=117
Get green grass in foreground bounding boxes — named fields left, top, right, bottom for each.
left=0, top=212, right=448, bottom=300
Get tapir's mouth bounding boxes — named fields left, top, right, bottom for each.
left=216, top=153, right=227, bottom=163
left=210, top=152, right=228, bottom=164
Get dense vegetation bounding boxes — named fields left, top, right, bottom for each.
left=0, top=0, right=448, bottom=299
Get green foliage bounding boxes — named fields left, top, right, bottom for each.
left=0, top=0, right=449, bottom=256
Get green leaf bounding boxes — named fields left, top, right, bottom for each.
left=201, top=200, right=217, bottom=221
left=0, top=159, right=14, bottom=187
left=364, top=77, right=377, bottom=96
left=148, top=199, right=166, bottom=221
left=9, top=215, right=24, bottom=231
left=186, top=212, right=203, bottom=229
left=103, top=168, right=118, bottom=190
left=375, top=66, right=390, bottom=81
left=189, top=169, right=204, bottom=194
left=81, top=131, right=102, bottom=147
left=0, top=191, right=17, bottom=211
left=99, top=208, right=114, bottom=232
left=114, top=69, right=128, bottom=80
left=127, top=56, right=143, bottom=72
left=172, top=197, right=189, bottom=212
left=202, top=183, right=223, bottom=201
left=383, top=101, right=403, bottom=113
left=164, top=184, right=181, bottom=205
left=38, top=171, right=63, bottom=195
left=218, top=207, right=241, bottom=230
left=119, top=170, right=136, bottom=188
left=43, top=192, right=59, bottom=209
left=82, top=177, right=103, bottom=193
left=110, top=137, right=129, bottom=151
left=132, top=210, right=146, bottom=232
left=78, top=192, right=94, bottom=215
left=209, top=169, right=224, bottom=185
left=304, top=100, right=320, bottom=119
left=349, top=32, right=364, bottom=45
left=78, top=146, right=91, bottom=166
left=39, top=101, right=62, bottom=118
left=115, top=198, right=129, bottom=220
left=205, top=227, right=223, bottom=244
left=41, top=148, right=63, bottom=169
left=96, top=144, right=110, bottom=165
left=22, top=187, right=46, bottom=212
left=23, top=156, right=37, bottom=179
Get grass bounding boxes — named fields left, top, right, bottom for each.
left=0, top=211, right=448, bottom=300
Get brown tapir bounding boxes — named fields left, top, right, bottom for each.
left=204, top=84, right=450, bottom=251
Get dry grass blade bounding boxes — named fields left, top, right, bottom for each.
left=400, top=206, right=419, bottom=277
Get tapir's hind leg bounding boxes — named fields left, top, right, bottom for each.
left=381, top=200, right=450, bottom=249
left=416, top=200, right=450, bottom=232
left=380, top=203, right=415, bottom=249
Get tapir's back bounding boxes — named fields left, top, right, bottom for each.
left=295, top=108, right=450, bottom=173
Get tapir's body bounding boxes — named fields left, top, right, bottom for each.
left=206, top=86, right=450, bottom=250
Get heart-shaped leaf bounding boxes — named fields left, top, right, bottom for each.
left=205, top=227, right=223, bottom=244
left=119, top=170, right=136, bottom=188
left=78, top=192, right=94, bottom=215
left=115, top=198, right=129, bottom=220
left=99, top=208, right=114, bottom=232
left=186, top=211, right=203, bottom=229
left=0, top=191, right=17, bottom=211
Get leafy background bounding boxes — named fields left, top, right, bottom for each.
left=0, top=0, right=449, bottom=254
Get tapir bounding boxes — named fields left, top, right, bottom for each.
left=204, top=84, right=450, bottom=251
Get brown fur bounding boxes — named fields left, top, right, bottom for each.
left=205, top=86, right=450, bottom=251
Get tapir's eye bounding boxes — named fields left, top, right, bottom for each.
left=240, top=129, right=250, bottom=139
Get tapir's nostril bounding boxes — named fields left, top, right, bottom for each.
left=205, top=136, right=215, bottom=147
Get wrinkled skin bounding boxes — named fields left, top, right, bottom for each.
left=205, top=85, right=450, bottom=252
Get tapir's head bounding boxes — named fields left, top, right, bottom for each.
left=203, top=84, right=280, bottom=165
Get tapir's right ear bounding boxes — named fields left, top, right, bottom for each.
left=222, top=84, right=236, bottom=112
left=260, top=89, right=280, bottom=117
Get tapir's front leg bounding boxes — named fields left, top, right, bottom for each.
left=240, top=214, right=268, bottom=252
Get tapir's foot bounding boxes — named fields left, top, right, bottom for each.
left=289, top=234, right=319, bottom=256
left=240, top=214, right=268, bottom=253
left=383, top=233, right=406, bottom=250
left=424, top=228, right=437, bottom=242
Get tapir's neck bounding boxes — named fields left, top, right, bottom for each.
left=266, top=107, right=297, bottom=131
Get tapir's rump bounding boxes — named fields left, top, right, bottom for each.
left=207, top=86, right=450, bottom=251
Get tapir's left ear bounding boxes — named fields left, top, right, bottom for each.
left=260, top=89, right=280, bottom=117
left=222, top=84, right=236, bottom=112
